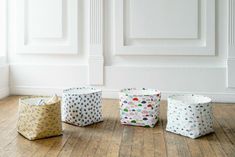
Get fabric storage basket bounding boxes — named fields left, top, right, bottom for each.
left=17, top=96, right=62, bottom=140
left=119, top=88, right=161, bottom=127
left=166, top=94, right=214, bottom=139
left=62, top=87, right=103, bottom=126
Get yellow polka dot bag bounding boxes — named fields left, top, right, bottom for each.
left=17, top=95, right=62, bottom=140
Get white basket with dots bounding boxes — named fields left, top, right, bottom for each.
left=119, top=88, right=161, bottom=128
left=166, top=94, right=214, bottom=138
left=62, top=87, right=103, bottom=126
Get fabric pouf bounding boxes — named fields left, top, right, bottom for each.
left=119, top=88, right=161, bottom=127
left=62, top=87, right=103, bottom=126
left=17, top=96, right=62, bottom=140
left=166, top=94, right=214, bottom=138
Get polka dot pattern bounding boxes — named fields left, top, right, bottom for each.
left=166, top=94, right=214, bottom=139
left=62, top=87, right=103, bottom=126
left=119, top=88, right=161, bottom=128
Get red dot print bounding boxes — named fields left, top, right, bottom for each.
left=133, top=98, right=139, bottom=101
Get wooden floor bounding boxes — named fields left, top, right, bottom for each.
left=0, top=96, right=234, bottom=157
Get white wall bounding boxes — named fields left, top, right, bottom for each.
left=6, top=0, right=235, bottom=102
left=0, top=0, right=9, bottom=99
left=0, top=65, right=9, bottom=99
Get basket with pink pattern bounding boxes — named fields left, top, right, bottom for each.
left=119, top=88, right=161, bottom=127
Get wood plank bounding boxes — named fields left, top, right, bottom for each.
left=94, top=100, right=119, bottom=157
left=69, top=126, right=94, bottom=157
left=186, top=138, right=203, bottom=157
left=143, top=127, right=155, bottom=157
left=213, top=118, right=235, bottom=157
left=162, top=102, right=179, bottom=157
left=206, top=133, right=228, bottom=157
left=119, top=126, right=134, bottom=157
left=106, top=110, right=124, bottom=157
left=130, top=127, right=144, bottom=157
left=213, top=105, right=235, bottom=144
left=197, top=135, right=217, bottom=157
left=30, top=137, right=60, bottom=157
left=0, top=97, right=234, bottom=157
left=56, top=125, right=84, bottom=157
left=44, top=124, right=72, bottom=157
left=153, top=119, right=167, bottom=157
left=69, top=99, right=115, bottom=157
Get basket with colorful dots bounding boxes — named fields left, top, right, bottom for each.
left=166, top=94, right=214, bottom=138
left=119, top=88, right=161, bottom=127
left=62, top=87, right=103, bottom=126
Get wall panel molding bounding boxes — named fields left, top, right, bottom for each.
left=16, top=0, right=81, bottom=54
left=10, top=86, right=235, bottom=103
left=114, top=0, right=215, bottom=56
left=0, top=0, right=8, bottom=99
left=0, top=64, right=9, bottom=99
left=9, top=65, right=235, bottom=103
left=0, top=0, right=7, bottom=57
left=227, top=0, right=235, bottom=88
left=228, top=0, right=235, bottom=57
left=88, top=0, right=104, bottom=85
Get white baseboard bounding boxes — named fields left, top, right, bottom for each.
left=227, top=59, right=235, bottom=87
left=103, top=89, right=235, bottom=103
left=11, top=86, right=64, bottom=96
left=0, top=87, right=9, bottom=99
left=0, top=64, right=9, bottom=99
left=8, top=64, right=235, bottom=103
left=10, top=86, right=235, bottom=103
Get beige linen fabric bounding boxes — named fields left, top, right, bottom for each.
left=17, top=96, right=62, bottom=140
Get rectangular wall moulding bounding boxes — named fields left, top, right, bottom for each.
left=228, top=0, right=235, bottom=57
left=0, top=0, right=6, bottom=57
left=129, top=0, right=198, bottom=39
left=114, top=0, right=215, bottom=56
left=16, top=0, right=82, bottom=54
left=88, top=0, right=104, bottom=85
left=227, top=0, right=235, bottom=88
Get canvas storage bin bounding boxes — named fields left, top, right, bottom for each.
left=166, top=94, right=214, bottom=138
left=17, top=96, right=62, bottom=140
left=119, top=88, right=161, bottom=127
left=62, top=87, right=103, bottom=126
